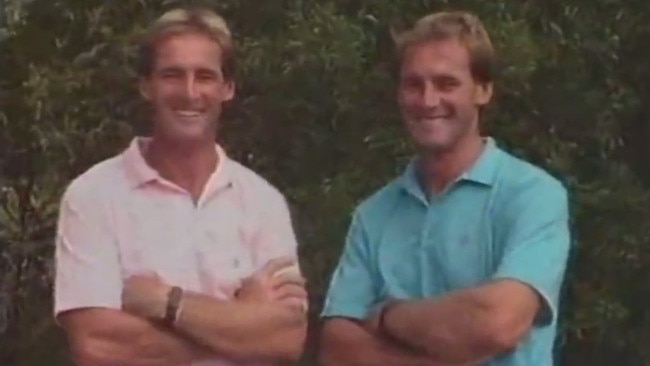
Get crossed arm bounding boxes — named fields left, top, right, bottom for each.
left=318, top=213, right=436, bottom=366
left=172, top=289, right=306, bottom=362
left=320, top=317, right=434, bottom=366
left=319, top=179, right=570, bottom=366
left=55, top=182, right=306, bottom=366
left=59, top=309, right=210, bottom=366
left=372, top=279, right=542, bottom=365
left=59, top=290, right=306, bottom=366
left=320, top=280, right=539, bottom=366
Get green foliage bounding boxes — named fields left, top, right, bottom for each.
left=2, top=0, right=650, bottom=365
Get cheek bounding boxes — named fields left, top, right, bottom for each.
left=443, top=91, right=472, bottom=111
left=151, top=87, right=180, bottom=105
left=398, top=91, right=421, bottom=112
left=205, top=86, right=229, bottom=104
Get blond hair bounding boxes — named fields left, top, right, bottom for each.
left=136, top=7, right=235, bottom=80
left=392, top=11, right=495, bottom=83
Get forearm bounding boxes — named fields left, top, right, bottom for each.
left=382, top=290, right=505, bottom=365
left=64, top=309, right=211, bottom=366
left=319, top=318, right=440, bottom=366
left=174, top=291, right=307, bottom=362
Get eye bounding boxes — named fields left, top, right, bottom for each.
left=401, top=76, right=422, bottom=91
left=196, top=70, right=219, bottom=81
left=197, top=74, right=215, bottom=81
left=159, top=70, right=181, bottom=79
left=437, top=78, right=460, bottom=91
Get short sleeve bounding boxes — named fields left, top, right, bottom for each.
left=321, top=211, right=379, bottom=320
left=251, top=192, right=307, bottom=311
left=253, top=193, right=301, bottom=270
left=54, top=182, right=123, bottom=318
left=492, top=178, right=571, bottom=327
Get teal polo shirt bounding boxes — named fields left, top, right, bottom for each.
left=321, top=138, right=571, bottom=366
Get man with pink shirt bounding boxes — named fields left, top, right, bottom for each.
left=54, top=7, right=307, bottom=366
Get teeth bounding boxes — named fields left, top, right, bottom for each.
left=176, top=110, right=201, bottom=117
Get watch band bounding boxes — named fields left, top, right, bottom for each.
left=164, top=286, right=183, bottom=325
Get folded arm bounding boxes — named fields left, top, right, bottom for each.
left=319, top=317, right=440, bottom=366
left=379, top=177, right=571, bottom=365
left=165, top=193, right=308, bottom=362
left=173, top=290, right=307, bottom=363
left=379, top=280, right=540, bottom=365
left=55, top=182, right=212, bottom=366
left=318, top=211, right=447, bottom=366
left=119, top=215, right=309, bottom=363
left=58, top=308, right=211, bottom=366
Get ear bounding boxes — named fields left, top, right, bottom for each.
left=475, top=82, right=493, bottom=106
left=222, top=80, right=235, bottom=102
left=138, top=78, right=152, bottom=101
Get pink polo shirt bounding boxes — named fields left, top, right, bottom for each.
left=54, top=137, right=301, bottom=366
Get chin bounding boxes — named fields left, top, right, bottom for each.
left=158, top=130, right=211, bottom=145
left=178, top=133, right=213, bottom=143
left=416, top=139, right=454, bottom=154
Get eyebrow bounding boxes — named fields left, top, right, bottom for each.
left=402, top=70, right=462, bottom=81
left=156, top=66, right=221, bottom=75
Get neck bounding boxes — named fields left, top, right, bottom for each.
left=144, top=137, right=219, bottom=200
left=419, top=135, right=485, bottom=193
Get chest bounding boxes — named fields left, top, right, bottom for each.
left=110, top=189, right=264, bottom=299
left=375, top=188, right=505, bottom=298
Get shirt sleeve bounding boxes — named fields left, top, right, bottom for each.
left=53, top=181, right=123, bottom=318
left=320, top=210, right=379, bottom=320
left=251, top=192, right=307, bottom=310
left=253, top=192, right=301, bottom=269
left=492, top=177, right=572, bottom=327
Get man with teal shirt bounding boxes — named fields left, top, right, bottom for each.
left=319, top=11, right=571, bottom=366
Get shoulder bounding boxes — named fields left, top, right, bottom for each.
left=226, top=158, right=287, bottom=206
left=497, top=150, right=567, bottom=199
left=353, top=176, right=404, bottom=226
left=494, top=148, right=569, bottom=218
left=61, top=155, right=125, bottom=207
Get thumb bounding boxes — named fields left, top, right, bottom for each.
left=257, top=256, right=296, bottom=277
left=130, top=270, right=162, bottom=280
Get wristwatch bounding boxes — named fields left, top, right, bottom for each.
left=164, top=286, right=184, bottom=325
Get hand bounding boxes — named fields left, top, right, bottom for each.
left=122, top=273, right=172, bottom=320
left=236, top=256, right=307, bottom=309
left=364, top=298, right=402, bottom=334
left=364, top=305, right=382, bottom=333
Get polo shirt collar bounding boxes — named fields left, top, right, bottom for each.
left=460, top=137, right=502, bottom=185
left=400, top=137, right=502, bottom=201
left=122, top=137, right=233, bottom=191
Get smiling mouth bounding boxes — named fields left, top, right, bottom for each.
left=174, top=110, right=203, bottom=117
left=418, top=116, right=449, bottom=122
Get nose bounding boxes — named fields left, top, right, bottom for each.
left=422, top=82, right=441, bottom=108
left=183, top=75, right=200, bottom=101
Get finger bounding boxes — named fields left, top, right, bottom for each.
left=126, top=272, right=161, bottom=283
left=273, top=284, right=308, bottom=300
left=257, top=256, right=296, bottom=277
left=272, top=264, right=301, bottom=279
left=131, top=269, right=160, bottom=278
left=279, top=297, right=309, bottom=312
left=271, top=271, right=305, bottom=288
